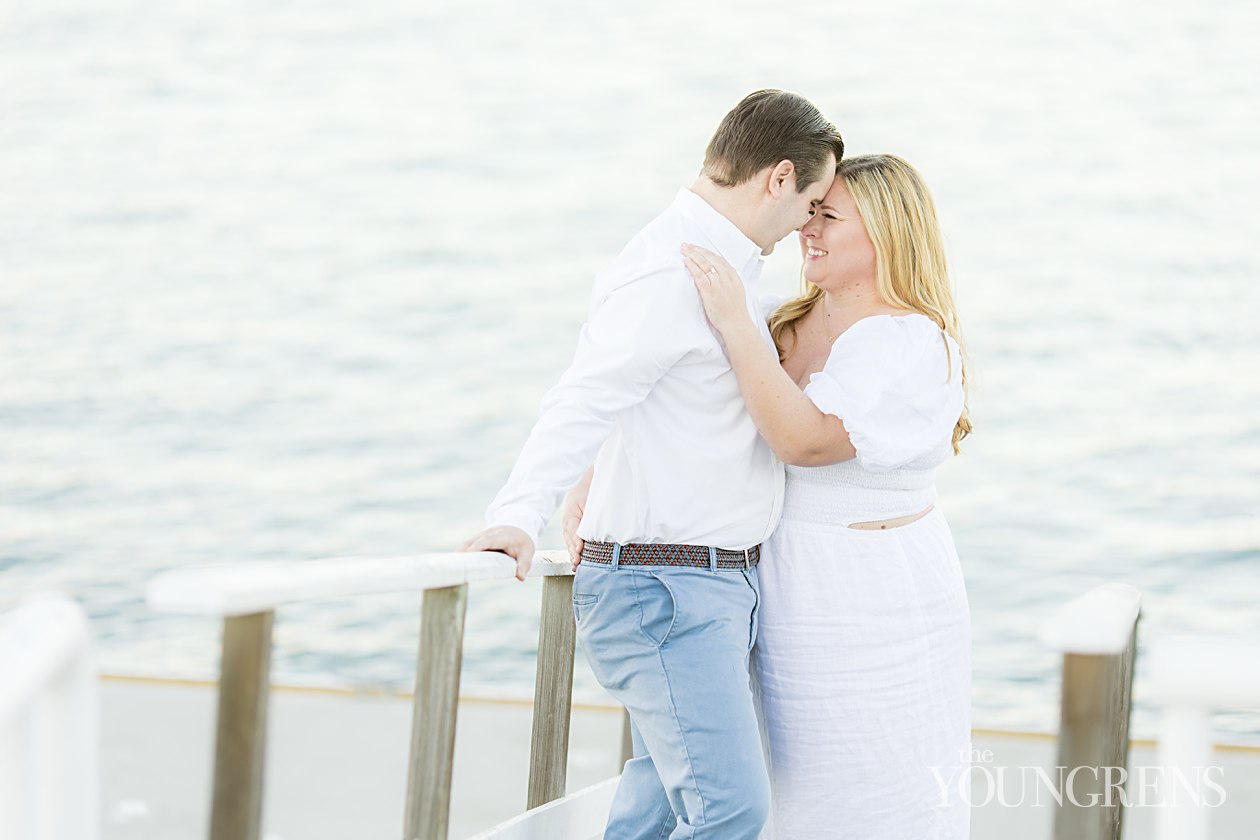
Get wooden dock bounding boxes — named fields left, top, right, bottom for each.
left=95, top=674, right=1260, bottom=840
left=6, top=556, right=1259, bottom=839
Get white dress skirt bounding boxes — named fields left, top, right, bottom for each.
left=753, top=314, right=972, bottom=839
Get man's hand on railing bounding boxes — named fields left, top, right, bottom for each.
left=460, top=526, right=536, bottom=581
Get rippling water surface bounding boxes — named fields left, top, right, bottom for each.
left=3, top=0, right=1259, bottom=739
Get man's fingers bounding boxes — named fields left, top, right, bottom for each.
left=460, top=528, right=536, bottom=581
left=462, top=535, right=505, bottom=555
left=565, top=532, right=584, bottom=566
left=514, top=546, right=535, bottom=582
left=459, top=527, right=536, bottom=581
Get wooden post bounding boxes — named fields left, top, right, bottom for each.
left=1053, top=621, right=1139, bottom=840
left=210, top=611, right=274, bottom=840
left=527, top=575, right=577, bottom=809
left=403, top=584, right=468, bottom=840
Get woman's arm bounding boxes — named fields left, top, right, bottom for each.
left=681, top=244, right=856, bottom=467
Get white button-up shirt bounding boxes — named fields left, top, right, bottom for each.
left=486, top=188, right=785, bottom=549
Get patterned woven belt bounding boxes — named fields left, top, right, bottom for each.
left=580, top=540, right=760, bottom=570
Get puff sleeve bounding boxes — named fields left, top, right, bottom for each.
left=803, top=315, right=964, bottom=472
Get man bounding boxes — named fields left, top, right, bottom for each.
left=461, top=89, right=843, bottom=839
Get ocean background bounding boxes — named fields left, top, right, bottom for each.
left=2, top=0, right=1258, bottom=740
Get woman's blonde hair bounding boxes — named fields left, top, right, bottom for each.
left=768, top=153, right=973, bottom=452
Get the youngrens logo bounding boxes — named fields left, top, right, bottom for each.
left=930, top=744, right=1227, bottom=808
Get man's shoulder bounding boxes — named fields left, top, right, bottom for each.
left=593, top=218, right=696, bottom=298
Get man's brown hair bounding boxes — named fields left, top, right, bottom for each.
left=703, top=90, right=844, bottom=192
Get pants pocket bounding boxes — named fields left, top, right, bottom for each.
left=633, top=571, right=677, bottom=648
left=572, top=591, right=597, bottom=624
left=742, top=569, right=760, bottom=651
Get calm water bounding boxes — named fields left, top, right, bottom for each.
left=2, top=0, right=1259, bottom=740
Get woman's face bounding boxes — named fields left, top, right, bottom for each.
left=798, top=177, right=877, bottom=290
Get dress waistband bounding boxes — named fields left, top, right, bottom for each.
left=780, top=476, right=937, bottom=528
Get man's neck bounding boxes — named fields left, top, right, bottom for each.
left=689, top=176, right=771, bottom=254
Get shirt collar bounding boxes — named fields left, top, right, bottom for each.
left=673, top=188, right=765, bottom=278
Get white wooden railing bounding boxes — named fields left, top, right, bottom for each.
left=145, top=549, right=619, bottom=840
left=0, top=595, right=100, bottom=840
left=1149, top=637, right=1260, bottom=840
left=1041, top=583, right=1143, bottom=840
left=148, top=557, right=1163, bottom=840
left=0, top=562, right=1187, bottom=840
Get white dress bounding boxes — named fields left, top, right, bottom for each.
left=754, top=313, right=972, bottom=840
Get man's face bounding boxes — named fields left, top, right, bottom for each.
left=768, top=154, right=837, bottom=250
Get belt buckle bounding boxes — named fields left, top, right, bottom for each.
left=743, top=548, right=751, bottom=569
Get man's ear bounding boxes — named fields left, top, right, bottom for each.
left=767, top=159, right=796, bottom=199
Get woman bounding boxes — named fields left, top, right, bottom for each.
left=680, top=153, right=972, bottom=839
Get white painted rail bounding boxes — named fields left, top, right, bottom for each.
left=1040, top=582, right=1142, bottom=656
left=0, top=595, right=100, bottom=840
left=1149, top=637, right=1260, bottom=840
left=146, top=550, right=577, bottom=617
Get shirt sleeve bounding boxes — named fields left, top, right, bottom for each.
left=802, top=316, right=964, bottom=472
left=485, top=263, right=707, bottom=542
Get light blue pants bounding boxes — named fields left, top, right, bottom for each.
left=572, top=556, right=768, bottom=840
